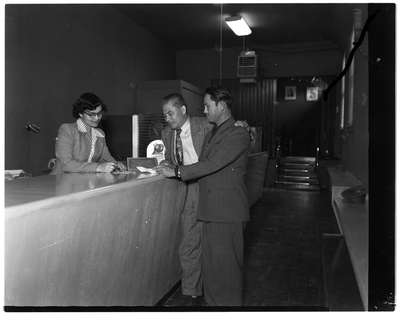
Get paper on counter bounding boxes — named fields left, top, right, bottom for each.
left=136, top=166, right=157, bottom=174
left=113, top=171, right=136, bottom=174
left=137, top=173, right=158, bottom=179
left=5, top=169, right=25, bottom=177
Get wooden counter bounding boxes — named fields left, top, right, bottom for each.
left=327, top=167, right=368, bottom=311
left=5, top=172, right=187, bottom=306
left=5, top=151, right=269, bottom=307
left=244, top=151, right=269, bottom=207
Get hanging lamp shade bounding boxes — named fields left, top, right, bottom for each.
left=225, top=16, right=252, bottom=36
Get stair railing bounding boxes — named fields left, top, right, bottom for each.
left=275, top=136, right=282, bottom=183
left=315, top=127, right=319, bottom=182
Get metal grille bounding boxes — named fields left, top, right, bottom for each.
left=237, top=54, right=258, bottom=77
left=137, top=114, right=168, bottom=157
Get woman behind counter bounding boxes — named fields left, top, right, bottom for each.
left=50, top=92, right=126, bottom=174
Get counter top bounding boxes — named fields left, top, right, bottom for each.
left=6, top=150, right=270, bottom=216
left=5, top=172, right=162, bottom=217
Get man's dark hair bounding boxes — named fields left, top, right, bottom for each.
left=161, top=93, right=188, bottom=110
left=205, top=85, right=234, bottom=109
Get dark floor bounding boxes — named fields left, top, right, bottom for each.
left=162, top=188, right=364, bottom=311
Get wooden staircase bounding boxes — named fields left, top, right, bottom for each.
left=275, top=126, right=320, bottom=191
left=275, top=156, right=320, bottom=191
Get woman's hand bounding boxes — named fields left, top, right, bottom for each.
left=115, top=162, right=127, bottom=172
left=96, top=162, right=116, bottom=173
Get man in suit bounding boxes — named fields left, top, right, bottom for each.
left=156, top=85, right=252, bottom=306
left=160, top=93, right=213, bottom=306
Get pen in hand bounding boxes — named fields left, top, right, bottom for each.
left=100, top=159, right=118, bottom=173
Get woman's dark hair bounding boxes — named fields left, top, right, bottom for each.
left=72, top=92, right=108, bottom=118
left=205, top=85, right=234, bottom=109
left=161, top=93, right=188, bottom=110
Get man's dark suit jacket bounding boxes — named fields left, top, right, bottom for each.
left=180, top=116, right=251, bottom=223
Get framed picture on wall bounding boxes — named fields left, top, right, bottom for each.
left=306, top=87, right=318, bottom=101
left=285, top=86, right=296, bottom=100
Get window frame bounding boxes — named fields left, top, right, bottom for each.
left=339, top=53, right=346, bottom=133
left=347, top=28, right=355, bottom=133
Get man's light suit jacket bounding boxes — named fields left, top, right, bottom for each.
left=161, top=116, right=213, bottom=165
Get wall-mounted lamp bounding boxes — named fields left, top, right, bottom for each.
left=311, top=76, right=328, bottom=90
left=225, top=16, right=252, bottom=36
left=26, top=122, right=41, bottom=134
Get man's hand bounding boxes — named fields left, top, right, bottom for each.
left=155, top=165, right=176, bottom=178
left=160, top=161, right=173, bottom=168
left=235, top=120, right=249, bottom=129
left=235, top=120, right=254, bottom=141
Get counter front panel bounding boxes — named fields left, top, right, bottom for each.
left=5, top=173, right=186, bottom=306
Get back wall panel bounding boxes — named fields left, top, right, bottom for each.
left=5, top=4, right=176, bottom=172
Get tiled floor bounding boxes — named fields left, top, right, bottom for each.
left=162, top=187, right=364, bottom=310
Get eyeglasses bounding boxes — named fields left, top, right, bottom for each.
left=84, top=111, right=105, bottom=118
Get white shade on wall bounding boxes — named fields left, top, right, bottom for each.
left=225, top=16, right=252, bottom=36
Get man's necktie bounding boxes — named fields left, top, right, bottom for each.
left=176, top=129, right=184, bottom=165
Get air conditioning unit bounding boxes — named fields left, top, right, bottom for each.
left=237, top=51, right=258, bottom=78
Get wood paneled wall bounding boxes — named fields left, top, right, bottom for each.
left=212, top=79, right=277, bottom=156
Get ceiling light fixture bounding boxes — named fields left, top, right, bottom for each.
left=225, top=16, right=252, bottom=36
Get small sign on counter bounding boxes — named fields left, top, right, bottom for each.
left=127, top=157, right=158, bottom=171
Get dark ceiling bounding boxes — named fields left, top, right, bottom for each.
left=111, top=3, right=342, bottom=51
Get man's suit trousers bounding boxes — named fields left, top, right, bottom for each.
left=201, top=221, right=246, bottom=306
left=179, top=181, right=202, bottom=296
